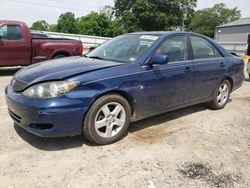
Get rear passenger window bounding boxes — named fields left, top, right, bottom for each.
left=155, top=35, right=188, bottom=63
left=0, top=24, right=23, bottom=40
left=190, top=36, right=222, bottom=60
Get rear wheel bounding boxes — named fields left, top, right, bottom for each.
left=208, top=80, right=231, bottom=110
left=83, top=94, right=131, bottom=145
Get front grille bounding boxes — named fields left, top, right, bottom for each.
left=8, top=109, right=22, bottom=123
left=12, top=78, right=28, bottom=92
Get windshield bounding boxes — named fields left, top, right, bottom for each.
left=86, top=34, right=159, bottom=63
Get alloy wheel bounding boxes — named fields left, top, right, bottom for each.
left=94, top=102, right=126, bottom=138
left=217, top=83, right=229, bottom=106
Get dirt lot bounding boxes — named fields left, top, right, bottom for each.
left=0, top=68, right=250, bottom=188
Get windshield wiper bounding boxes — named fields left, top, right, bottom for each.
left=87, top=56, right=105, bottom=60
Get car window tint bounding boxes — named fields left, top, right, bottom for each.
left=190, top=36, right=222, bottom=60
left=155, top=35, right=188, bottom=63
left=87, top=34, right=158, bottom=63
left=0, top=25, right=23, bottom=40
left=32, top=33, right=48, bottom=38
left=106, top=37, right=155, bottom=60
left=0, top=25, right=7, bottom=38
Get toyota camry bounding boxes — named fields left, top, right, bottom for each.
left=5, top=32, right=244, bottom=145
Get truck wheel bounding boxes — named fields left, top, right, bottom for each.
left=83, top=94, right=131, bottom=145
left=208, top=80, right=231, bottom=110
left=53, top=54, right=66, bottom=59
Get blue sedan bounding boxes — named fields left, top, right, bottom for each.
left=5, top=32, right=244, bottom=145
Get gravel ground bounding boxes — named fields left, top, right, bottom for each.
left=0, top=68, right=250, bottom=188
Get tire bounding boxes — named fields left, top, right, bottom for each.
left=208, top=80, right=231, bottom=110
left=83, top=94, right=131, bottom=145
left=53, top=54, right=66, bottom=59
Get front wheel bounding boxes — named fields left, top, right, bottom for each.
left=208, top=80, right=231, bottom=110
left=83, top=94, right=131, bottom=145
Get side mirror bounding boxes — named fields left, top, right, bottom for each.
left=148, top=55, right=169, bottom=66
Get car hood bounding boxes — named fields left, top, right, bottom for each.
left=15, top=56, right=123, bottom=83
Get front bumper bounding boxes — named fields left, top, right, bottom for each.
left=5, top=85, right=88, bottom=137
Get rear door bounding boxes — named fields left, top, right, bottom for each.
left=189, top=35, right=227, bottom=102
left=0, top=24, right=31, bottom=66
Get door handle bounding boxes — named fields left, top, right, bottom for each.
left=220, top=62, right=225, bottom=67
left=19, top=45, right=28, bottom=48
left=184, top=66, right=192, bottom=73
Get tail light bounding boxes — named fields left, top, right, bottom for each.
left=79, top=45, right=84, bottom=54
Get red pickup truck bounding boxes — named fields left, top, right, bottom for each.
left=0, top=20, right=83, bottom=67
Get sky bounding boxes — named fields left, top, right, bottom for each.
left=196, top=0, right=249, bottom=17
left=0, top=0, right=114, bottom=26
left=0, top=0, right=249, bottom=27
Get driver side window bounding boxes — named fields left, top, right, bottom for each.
left=105, top=38, right=132, bottom=58
left=155, top=35, right=188, bottom=63
left=0, top=24, right=23, bottom=40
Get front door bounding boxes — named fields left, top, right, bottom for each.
left=139, top=35, right=193, bottom=116
left=0, top=24, right=31, bottom=66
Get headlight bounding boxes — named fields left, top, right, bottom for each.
left=22, top=81, right=79, bottom=99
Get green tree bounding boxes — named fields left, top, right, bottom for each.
left=48, top=24, right=57, bottom=32
left=189, top=3, right=241, bottom=38
left=101, top=5, right=126, bottom=36
left=114, top=0, right=197, bottom=32
left=101, top=5, right=114, bottom=20
left=105, top=20, right=126, bottom=37
left=77, top=12, right=110, bottom=36
left=57, top=12, right=78, bottom=33
left=214, top=3, right=241, bottom=24
left=30, top=20, right=49, bottom=31
left=77, top=9, right=124, bottom=37
left=181, top=0, right=197, bottom=30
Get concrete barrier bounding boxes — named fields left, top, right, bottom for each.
left=32, top=30, right=111, bottom=53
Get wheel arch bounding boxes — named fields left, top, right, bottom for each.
left=96, top=90, right=135, bottom=116
left=85, top=89, right=136, bottom=123
left=82, top=89, right=135, bottom=144
left=52, top=51, right=71, bottom=59
left=81, top=89, right=136, bottom=134
left=212, top=76, right=234, bottom=99
left=224, top=76, right=234, bottom=92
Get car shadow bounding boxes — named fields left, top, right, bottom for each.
left=128, top=104, right=207, bottom=133
left=14, top=124, right=95, bottom=151
left=0, top=67, right=22, bottom=76
left=14, top=103, right=210, bottom=151
left=245, top=78, right=250, bottom=82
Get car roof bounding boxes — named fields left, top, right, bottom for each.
left=0, top=20, right=26, bottom=25
left=127, top=31, right=199, bottom=37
